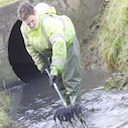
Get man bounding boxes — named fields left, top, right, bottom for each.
left=17, top=1, right=82, bottom=105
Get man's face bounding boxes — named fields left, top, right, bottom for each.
left=24, top=10, right=37, bottom=29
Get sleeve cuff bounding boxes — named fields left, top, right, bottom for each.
left=51, top=69, right=58, bottom=76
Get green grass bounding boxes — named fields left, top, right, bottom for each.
left=0, top=88, right=11, bottom=128
left=95, top=0, right=128, bottom=89
left=0, top=82, right=23, bottom=128
left=103, top=73, right=128, bottom=90
left=97, top=0, right=128, bottom=72
left=0, top=108, right=9, bottom=128
left=0, top=0, right=15, bottom=6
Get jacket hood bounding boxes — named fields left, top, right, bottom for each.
left=34, top=3, right=56, bottom=15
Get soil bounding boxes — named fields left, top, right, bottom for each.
left=80, top=0, right=110, bottom=71
left=80, top=31, right=104, bottom=71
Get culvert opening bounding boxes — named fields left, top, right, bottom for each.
left=8, top=20, right=42, bottom=83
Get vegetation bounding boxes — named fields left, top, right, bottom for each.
left=0, top=0, right=15, bottom=6
left=0, top=88, right=11, bottom=128
left=0, top=81, right=23, bottom=128
left=96, top=0, right=128, bottom=89
left=104, top=73, right=128, bottom=90
left=97, top=0, right=128, bottom=72
left=80, top=0, right=109, bottom=70
left=81, top=0, right=128, bottom=89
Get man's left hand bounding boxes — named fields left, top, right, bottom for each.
left=41, top=65, right=49, bottom=74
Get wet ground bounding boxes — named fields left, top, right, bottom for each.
left=8, top=69, right=128, bottom=128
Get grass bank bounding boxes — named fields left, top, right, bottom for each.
left=80, top=0, right=109, bottom=70
left=0, top=87, right=11, bottom=128
left=92, top=0, right=128, bottom=89
left=97, top=0, right=128, bottom=72
left=81, top=0, right=128, bottom=89
left=82, top=0, right=128, bottom=73
left=0, top=0, right=16, bottom=6
left=0, top=82, right=23, bottom=128
left=97, top=0, right=128, bottom=89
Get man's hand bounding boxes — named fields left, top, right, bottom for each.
left=41, top=65, right=49, bottom=74
left=49, top=75, right=56, bottom=87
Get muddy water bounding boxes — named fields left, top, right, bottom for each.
left=9, top=69, right=128, bottom=128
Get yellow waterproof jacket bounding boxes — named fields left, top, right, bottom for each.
left=20, top=4, right=75, bottom=76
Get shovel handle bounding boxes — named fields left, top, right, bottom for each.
left=45, top=69, right=67, bottom=107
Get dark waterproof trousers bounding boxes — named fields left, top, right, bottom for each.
left=56, top=36, right=82, bottom=105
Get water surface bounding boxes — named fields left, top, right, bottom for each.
left=9, top=69, right=128, bottom=128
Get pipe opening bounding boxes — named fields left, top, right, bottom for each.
left=8, top=20, right=42, bottom=83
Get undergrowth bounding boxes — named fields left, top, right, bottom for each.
left=0, top=88, right=11, bottom=128
left=0, top=81, right=23, bottom=128
left=97, top=0, right=128, bottom=73
left=0, top=0, right=15, bottom=6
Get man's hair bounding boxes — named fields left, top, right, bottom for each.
left=17, top=1, right=34, bottom=20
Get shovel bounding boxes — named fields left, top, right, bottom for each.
left=45, top=69, right=87, bottom=127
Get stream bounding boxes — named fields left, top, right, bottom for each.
left=8, top=69, right=128, bottom=128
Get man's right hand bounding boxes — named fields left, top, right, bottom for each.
left=49, top=75, right=57, bottom=87
left=41, top=65, right=49, bottom=74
